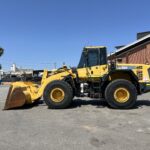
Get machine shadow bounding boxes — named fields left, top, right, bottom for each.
left=70, top=99, right=109, bottom=109
left=135, top=100, right=150, bottom=108
left=6, top=99, right=150, bottom=110
left=4, top=100, right=45, bottom=110
left=70, top=99, right=150, bottom=109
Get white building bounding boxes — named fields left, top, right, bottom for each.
left=10, top=63, right=33, bottom=76
left=0, top=69, right=4, bottom=80
left=0, top=64, right=34, bottom=82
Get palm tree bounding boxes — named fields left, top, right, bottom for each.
left=0, top=47, right=4, bottom=57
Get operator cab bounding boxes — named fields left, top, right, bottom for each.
left=78, top=46, right=107, bottom=68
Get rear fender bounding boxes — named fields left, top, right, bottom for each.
left=100, top=70, right=141, bottom=95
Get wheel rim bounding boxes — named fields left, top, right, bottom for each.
left=50, top=88, right=65, bottom=102
left=114, top=88, right=130, bottom=103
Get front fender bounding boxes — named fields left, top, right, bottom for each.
left=38, top=71, right=72, bottom=97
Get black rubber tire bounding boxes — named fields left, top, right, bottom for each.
left=43, top=80, right=73, bottom=109
left=105, top=79, right=137, bottom=109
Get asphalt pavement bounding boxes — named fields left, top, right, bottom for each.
left=0, top=85, right=150, bottom=150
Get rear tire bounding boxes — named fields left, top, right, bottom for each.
left=44, top=80, right=73, bottom=109
left=105, top=79, right=137, bottom=109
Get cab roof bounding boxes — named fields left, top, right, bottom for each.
left=84, top=46, right=106, bottom=49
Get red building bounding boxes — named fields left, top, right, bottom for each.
left=108, top=32, right=150, bottom=64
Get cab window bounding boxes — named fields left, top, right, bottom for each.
left=88, top=50, right=98, bottom=67
left=78, top=52, right=85, bottom=68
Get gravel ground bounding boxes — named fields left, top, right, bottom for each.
left=0, top=85, right=150, bottom=150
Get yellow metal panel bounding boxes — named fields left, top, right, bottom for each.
left=117, top=64, right=150, bottom=82
left=77, top=65, right=108, bottom=80
left=77, top=68, right=89, bottom=79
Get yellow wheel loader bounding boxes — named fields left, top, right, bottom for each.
left=4, top=46, right=150, bottom=110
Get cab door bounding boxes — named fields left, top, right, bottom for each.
left=87, top=49, right=108, bottom=78
left=87, top=49, right=101, bottom=78
left=77, top=51, right=89, bottom=79
left=77, top=48, right=108, bottom=80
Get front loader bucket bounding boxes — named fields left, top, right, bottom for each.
left=4, top=86, right=26, bottom=110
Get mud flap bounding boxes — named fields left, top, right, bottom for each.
left=4, top=86, right=26, bottom=110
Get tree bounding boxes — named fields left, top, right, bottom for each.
left=0, top=47, right=4, bottom=57
left=0, top=47, right=4, bottom=70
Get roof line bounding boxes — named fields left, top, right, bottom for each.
left=116, top=34, right=150, bottom=53
left=108, top=34, right=150, bottom=57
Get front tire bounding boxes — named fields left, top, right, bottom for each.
left=44, top=80, right=73, bottom=109
left=105, top=79, right=137, bottom=109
